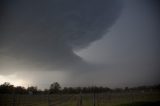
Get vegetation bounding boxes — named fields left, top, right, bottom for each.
left=0, top=91, right=160, bottom=106
left=0, top=82, right=160, bottom=94
left=0, top=82, right=160, bottom=106
left=116, top=101, right=160, bottom=106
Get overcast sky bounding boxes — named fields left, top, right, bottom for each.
left=0, top=0, right=160, bottom=89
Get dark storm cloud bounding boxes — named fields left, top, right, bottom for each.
left=0, top=0, right=122, bottom=72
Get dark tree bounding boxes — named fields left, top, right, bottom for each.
left=15, top=86, right=27, bottom=94
left=0, top=82, right=14, bottom=94
left=49, top=82, right=61, bottom=94
left=27, top=86, right=38, bottom=94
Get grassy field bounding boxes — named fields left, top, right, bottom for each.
left=116, top=101, right=160, bottom=106
left=0, top=91, right=160, bottom=106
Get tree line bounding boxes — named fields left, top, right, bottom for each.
left=0, top=82, right=160, bottom=94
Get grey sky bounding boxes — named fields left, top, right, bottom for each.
left=0, top=0, right=160, bottom=89
left=75, top=0, right=160, bottom=87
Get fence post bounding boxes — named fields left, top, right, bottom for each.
left=47, top=94, right=51, bottom=106
left=79, top=92, right=83, bottom=106
left=97, top=94, right=100, bottom=106
left=12, top=93, right=16, bottom=106
left=131, top=92, right=134, bottom=103
left=93, top=92, right=96, bottom=106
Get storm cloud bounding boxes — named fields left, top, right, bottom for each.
left=0, top=0, right=123, bottom=72
left=0, top=0, right=160, bottom=88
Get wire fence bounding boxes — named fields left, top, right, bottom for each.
left=0, top=91, right=160, bottom=106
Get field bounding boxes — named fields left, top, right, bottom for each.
left=0, top=91, right=160, bottom=106
left=116, top=101, right=160, bottom=106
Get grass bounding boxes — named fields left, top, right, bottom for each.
left=115, top=101, right=160, bottom=106
left=0, top=91, right=160, bottom=106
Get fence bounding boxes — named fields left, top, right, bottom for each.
left=0, top=91, right=160, bottom=106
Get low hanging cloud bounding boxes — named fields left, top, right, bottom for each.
left=0, top=0, right=123, bottom=72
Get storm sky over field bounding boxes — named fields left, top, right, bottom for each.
left=0, top=0, right=160, bottom=89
